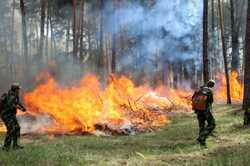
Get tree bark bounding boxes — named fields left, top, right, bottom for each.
left=79, top=0, right=85, bottom=61
left=218, top=0, right=232, bottom=104
left=211, top=0, right=217, bottom=78
left=11, top=0, right=15, bottom=53
left=49, top=10, right=56, bottom=58
left=111, top=2, right=116, bottom=73
left=10, top=0, right=16, bottom=78
left=98, top=0, right=104, bottom=68
left=203, top=0, right=209, bottom=83
left=230, top=0, right=240, bottom=72
left=45, top=0, right=50, bottom=61
left=40, top=0, right=46, bottom=58
left=20, top=0, right=28, bottom=63
left=243, top=0, right=250, bottom=125
left=72, top=0, right=77, bottom=57
left=66, top=18, right=70, bottom=55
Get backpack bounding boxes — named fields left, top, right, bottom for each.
left=192, top=87, right=209, bottom=111
left=0, top=93, right=8, bottom=114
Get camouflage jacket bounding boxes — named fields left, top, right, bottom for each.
left=1, top=90, right=24, bottom=117
left=201, top=86, right=214, bottom=111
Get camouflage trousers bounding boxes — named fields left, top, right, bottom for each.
left=1, top=114, right=21, bottom=148
left=196, top=110, right=216, bottom=143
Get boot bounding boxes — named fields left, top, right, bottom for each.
left=196, top=137, right=206, bottom=147
left=13, top=137, right=24, bottom=150
left=3, top=138, right=11, bottom=152
left=2, top=146, right=10, bottom=152
left=13, top=144, right=24, bottom=150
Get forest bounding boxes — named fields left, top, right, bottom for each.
left=0, top=0, right=245, bottom=86
left=0, top=0, right=250, bottom=165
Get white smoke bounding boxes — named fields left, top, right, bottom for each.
left=104, top=0, right=203, bottom=70
left=18, top=115, right=53, bottom=134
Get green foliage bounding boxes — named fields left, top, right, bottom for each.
left=0, top=105, right=249, bottom=166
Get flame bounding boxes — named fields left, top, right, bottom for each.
left=0, top=71, right=243, bottom=135
left=215, top=72, right=243, bottom=102
left=0, top=122, right=6, bottom=133
left=23, top=73, right=175, bottom=135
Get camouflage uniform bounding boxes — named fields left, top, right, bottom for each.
left=195, top=86, right=216, bottom=146
left=1, top=84, right=26, bottom=151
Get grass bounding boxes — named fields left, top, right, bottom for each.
left=0, top=104, right=250, bottom=166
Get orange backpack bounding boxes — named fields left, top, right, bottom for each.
left=192, top=88, right=208, bottom=111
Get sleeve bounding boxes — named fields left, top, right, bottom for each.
left=207, top=90, right=214, bottom=104
left=16, top=96, right=26, bottom=111
left=6, top=95, right=17, bottom=110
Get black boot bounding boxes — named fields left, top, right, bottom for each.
left=197, top=137, right=207, bottom=147
left=2, top=146, right=10, bottom=152
left=13, top=136, right=24, bottom=150
left=13, top=144, right=24, bottom=150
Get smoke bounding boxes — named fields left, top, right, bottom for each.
left=0, top=0, right=206, bottom=134
left=18, top=114, right=53, bottom=134
left=0, top=0, right=204, bottom=91
left=104, top=0, right=203, bottom=70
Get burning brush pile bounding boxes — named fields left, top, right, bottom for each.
left=19, top=73, right=192, bottom=136
left=0, top=72, right=243, bottom=136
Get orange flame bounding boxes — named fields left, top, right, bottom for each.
left=0, top=72, right=243, bottom=135
left=215, top=71, right=243, bottom=102
left=23, top=73, right=174, bottom=135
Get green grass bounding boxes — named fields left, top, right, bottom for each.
left=0, top=105, right=250, bottom=166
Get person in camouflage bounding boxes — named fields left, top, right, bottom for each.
left=1, top=83, right=26, bottom=151
left=195, top=80, right=216, bottom=147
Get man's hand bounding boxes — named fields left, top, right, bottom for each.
left=21, top=107, right=26, bottom=112
left=16, top=105, right=26, bottom=112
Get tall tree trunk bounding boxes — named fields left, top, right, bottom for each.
left=72, top=0, right=77, bottom=57
left=10, top=0, right=16, bottom=79
left=111, top=33, right=116, bottom=73
left=40, top=0, right=46, bottom=58
left=87, top=25, right=92, bottom=64
left=218, top=0, right=232, bottom=104
left=211, top=0, right=217, bottom=78
left=99, top=0, right=104, bottom=68
left=230, top=0, right=240, bottom=72
left=111, top=2, right=116, bottom=73
left=243, top=0, right=250, bottom=125
left=20, top=0, right=28, bottom=63
left=203, top=0, right=209, bottom=83
left=49, top=11, right=56, bottom=58
left=79, top=0, right=85, bottom=61
left=11, top=0, right=15, bottom=54
left=45, top=0, right=50, bottom=61
left=66, top=18, right=70, bottom=55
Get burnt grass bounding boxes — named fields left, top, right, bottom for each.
left=0, top=104, right=250, bottom=166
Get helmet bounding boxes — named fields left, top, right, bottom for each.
left=11, top=83, right=21, bottom=91
left=207, top=80, right=215, bottom=87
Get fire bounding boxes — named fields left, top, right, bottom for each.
left=215, top=72, right=243, bottom=102
left=23, top=73, right=177, bottom=135
left=0, top=71, right=243, bottom=135
left=0, top=122, right=6, bottom=133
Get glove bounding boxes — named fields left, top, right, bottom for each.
left=22, top=107, right=26, bottom=112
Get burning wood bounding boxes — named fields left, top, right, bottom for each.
left=0, top=71, right=243, bottom=136
left=22, top=73, right=192, bottom=135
